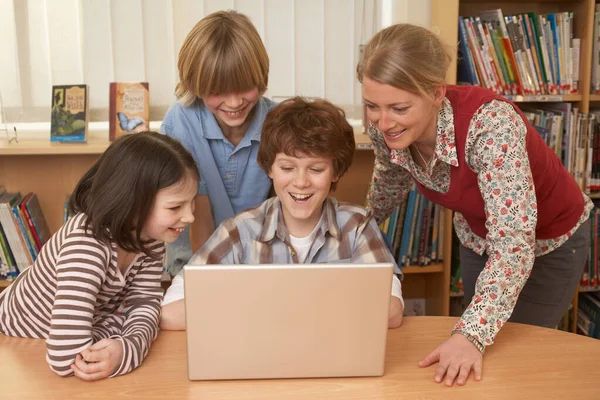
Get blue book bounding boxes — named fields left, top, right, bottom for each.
left=398, top=187, right=417, bottom=268
left=546, top=14, right=561, bottom=90
left=411, top=195, right=427, bottom=265
left=457, top=17, right=479, bottom=86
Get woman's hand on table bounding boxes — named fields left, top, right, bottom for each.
left=418, top=333, right=483, bottom=386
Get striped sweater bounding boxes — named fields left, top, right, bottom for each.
left=0, top=213, right=165, bottom=377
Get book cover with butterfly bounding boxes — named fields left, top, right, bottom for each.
left=109, top=82, right=150, bottom=141
left=50, top=84, right=89, bottom=142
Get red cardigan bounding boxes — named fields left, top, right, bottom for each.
left=415, top=85, right=584, bottom=240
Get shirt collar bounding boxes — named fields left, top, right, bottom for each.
left=434, top=98, right=458, bottom=167
left=257, top=197, right=342, bottom=243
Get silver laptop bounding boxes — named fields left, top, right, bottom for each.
left=183, top=263, right=393, bottom=380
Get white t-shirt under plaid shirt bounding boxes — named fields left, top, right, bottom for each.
left=163, top=196, right=403, bottom=305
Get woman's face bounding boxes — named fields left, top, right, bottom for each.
left=362, top=76, right=442, bottom=150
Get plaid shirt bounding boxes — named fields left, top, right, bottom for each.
left=191, top=196, right=403, bottom=267
left=162, top=197, right=402, bottom=305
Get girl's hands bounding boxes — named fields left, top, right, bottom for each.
left=71, top=339, right=123, bottom=381
left=418, top=333, right=483, bottom=386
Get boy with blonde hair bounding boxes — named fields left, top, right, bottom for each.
left=162, top=10, right=275, bottom=275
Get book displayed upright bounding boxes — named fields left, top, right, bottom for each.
left=50, top=84, right=89, bottom=142
left=109, top=82, right=150, bottom=141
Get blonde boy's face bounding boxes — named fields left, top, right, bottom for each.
left=268, top=153, right=339, bottom=238
left=203, top=88, right=260, bottom=129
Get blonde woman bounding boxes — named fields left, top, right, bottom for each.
left=358, top=24, right=591, bottom=386
left=161, top=11, right=275, bottom=281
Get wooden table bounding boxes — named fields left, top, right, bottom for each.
left=2, top=317, right=599, bottom=399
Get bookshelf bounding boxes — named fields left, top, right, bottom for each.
left=452, top=0, right=600, bottom=334
left=0, top=138, right=110, bottom=155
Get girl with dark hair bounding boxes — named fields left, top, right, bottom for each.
left=0, top=131, right=199, bottom=381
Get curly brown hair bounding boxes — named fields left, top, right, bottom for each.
left=258, top=97, right=355, bottom=191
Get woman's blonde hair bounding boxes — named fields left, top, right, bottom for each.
left=175, top=10, right=269, bottom=105
left=357, top=24, right=452, bottom=99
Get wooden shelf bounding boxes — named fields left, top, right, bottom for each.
left=0, top=138, right=110, bottom=156
left=1, top=135, right=375, bottom=154
left=505, top=94, right=582, bottom=103
left=401, top=263, right=445, bottom=274
left=590, top=95, right=600, bottom=102
left=0, top=280, right=12, bottom=288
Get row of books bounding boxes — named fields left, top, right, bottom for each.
left=378, top=185, right=445, bottom=268
left=577, top=292, right=600, bottom=339
left=519, top=104, right=592, bottom=192
left=0, top=186, right=50, bottom=281
left=50, top=82, right=150, bottom=143
left=458, top=9, right=580, bottom=96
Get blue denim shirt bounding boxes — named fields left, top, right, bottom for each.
left=161, top=97, right=276, bottom=273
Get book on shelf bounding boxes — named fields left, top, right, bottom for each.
left=577, top=292, right=600, bottom=339
left=109, top=82, right=150, bottom=141
left=581, top=207, right=600, bottom=290
left=591, top=5, right=600, bottom=94
left=585, top=111, right=600, bottom=194
left=458, top=10, right=580, bottom=97
left=557, top=304, right=573, bottom=332
left=63, top=194, right=74, bottom=223
left=50, top=84, right=89, bottom=143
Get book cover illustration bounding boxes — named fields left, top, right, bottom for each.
left=50, top=85, right=89, bottom=142
left=109, top=82, right=150, bottom=141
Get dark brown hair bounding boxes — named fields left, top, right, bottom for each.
left=176, top=10, right=269, bottom=105
left=69, top=132, right=199, bottom=258
left=257, top=97, right=355, bottom=191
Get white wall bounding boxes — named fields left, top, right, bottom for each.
left=0, top=0, right=431, bottom=123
